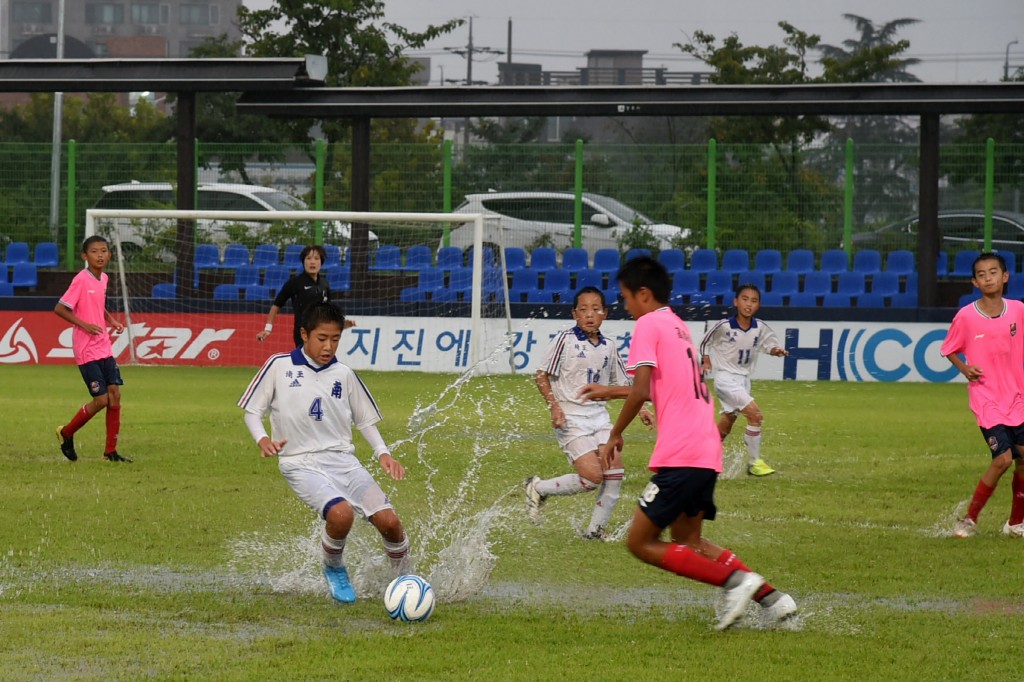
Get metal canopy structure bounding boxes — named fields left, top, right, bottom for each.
left=237, top=82, right=1024, bottom=117
left=239, top=82, right=1024, bottom=308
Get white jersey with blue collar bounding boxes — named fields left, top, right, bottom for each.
left=700, top=316, right=781, bottom=377
left=238, top=348, right=382, bottom=457
left=540, top=325, right=629, bottom=417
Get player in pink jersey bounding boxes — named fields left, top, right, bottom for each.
left=54, top=236, right=132, bottom=463
left=586, top=257, right=795, bottom=630
left=941, top=252, right=1024, bottom=538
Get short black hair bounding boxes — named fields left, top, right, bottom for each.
left=302, top=303, right=346, bottom=333
left=82, top=235, right=109, bottom=252
left=615, top=256, right=671, bottom=304
left=973, top=251, right=1007, bottom=275
left=573, top=286, right=606, bottom=308
left=299, top=244, right=327, bottom=265
left=735, top=283, right=761, bottom=299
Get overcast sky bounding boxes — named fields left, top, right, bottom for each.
left=243, top=0, right=1024, bottom=85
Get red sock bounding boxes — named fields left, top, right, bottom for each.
left=1009, top=473, right=1024, bottom=526
left=659, top=543, right=734, bottom=587
left=63, top=405, right=94, bottom=438
left=966, top=480, right=996, bottom=522
left=105, top=405, right=121, bottom=455
left=717, top=549, right=775, bottom=602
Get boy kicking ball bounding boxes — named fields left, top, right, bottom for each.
left=586, top=257, right=796, bottom=630
left=239, top=303, right=411, bottom=602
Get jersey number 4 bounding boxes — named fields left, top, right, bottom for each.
left=308, top=397, right=324, bottom=421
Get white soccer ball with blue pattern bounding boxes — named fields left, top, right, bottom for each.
left=384, top=574, right=435, bottom=622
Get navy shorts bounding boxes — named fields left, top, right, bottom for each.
left=78, top=357, right=123, bottom=397
left=979, top=423, right=1024, bottom=459
left=637, top=467, right=718, bottom=529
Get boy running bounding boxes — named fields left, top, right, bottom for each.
left=942, top=252, right=1024, bottom=538
left=525, top=286, right=636, bottom=540
left=239, top=303, right=411, bottom=602
left=54, top=235, right=132, bottom=463
left=586, top=257, right=795, bottom=630
left=700, top=284, right=788, bottom=477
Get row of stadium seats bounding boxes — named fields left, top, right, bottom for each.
left=152, top=266, right=353, bottom=301
left=0, top=241, right=60, bottom=269
left=0, top=262, right=40, bottom=289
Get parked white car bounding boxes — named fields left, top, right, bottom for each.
left=92, top=182, right=373, bottom=260
left=447, top=191, right=689, bottom=255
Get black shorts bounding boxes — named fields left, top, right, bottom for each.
left=78, top=357, right=123, bottom=397
left=979, top=423, right=1024, bottom=459
left=637, top=467, right=718, bottom=529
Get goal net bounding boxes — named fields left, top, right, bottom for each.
left=84, top=208, right=516, bottom=373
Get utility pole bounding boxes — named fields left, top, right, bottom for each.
left=1005, top=39, right=1018, bottom=80
left=443, top=17, right=502, bottom=149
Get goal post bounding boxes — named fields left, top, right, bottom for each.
left=84, top=208, right=515, bottom=372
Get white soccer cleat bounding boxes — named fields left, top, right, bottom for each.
left=1002, top=520, right=1024, bottom=538
left=717, top=571, right=764, bottom=631
left=953, top=518, right=977, bottom=538
left=760, top=592, right=797, bottom=627
left=524, top=476, right=545, bottom=525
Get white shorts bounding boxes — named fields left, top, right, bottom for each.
left=713, top=371, right=754, bottom=415
left=555, top=411, right=612, bottom=463
left=278, top=451, right=393, bottom=520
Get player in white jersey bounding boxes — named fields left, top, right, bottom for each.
left=700, top=284, right=788, bottom=477
left=239, top=303, right=410, bottom=603
left=526, top=286, right=649, bottom=539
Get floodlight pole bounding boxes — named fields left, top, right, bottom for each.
left=47, top=0, right=66, bottom=242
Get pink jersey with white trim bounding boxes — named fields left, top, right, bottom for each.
left=626, top=307, right=722, bottom=472
left=940, top=298, right=1024, bottom=428
left=58, top=269, right=113, bottom=365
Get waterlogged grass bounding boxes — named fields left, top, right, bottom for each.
left=1, top=366, right=1021, bottom=680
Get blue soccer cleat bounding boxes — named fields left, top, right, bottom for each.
left=323, top=564, right=356, bottom=603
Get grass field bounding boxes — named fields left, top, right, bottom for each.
left=1, top=365, right=1021, bottom=680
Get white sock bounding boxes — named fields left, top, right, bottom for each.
left=745, top=425, right=762, bottom=465
left=321, top=527, right=347, bottom=568
left=587, top=468, right=624, bottom=534
left=383, top=534, right=411, bottom=573
left=535, top=473, right=591, bottom=497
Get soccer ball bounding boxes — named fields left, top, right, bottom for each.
left=384, top=574, right=435, bottom=622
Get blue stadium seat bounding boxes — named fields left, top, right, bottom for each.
left=561, top=248, right=590, bottom=274
left=703, top=271, right=734, bottom=303
left=822, top=293, right=852, bottom=308
left=853, top=249, right=883, bottom=275
left=721, top=249, right=750, bottom=276
left=836, top=272, right=866, bottom=297
left=501, top=247, right=526, bottom=273
left=467, top=245, right=496, bottom=269
left=856, top=292, right=888, bottom=308
left=870, top=272, right=900, bottom=297
left=33, top=242, right=59, bottom=268
left=252, top=243, right=280, bottom=268
left=194, top=243, right=221, bottom=269
left=890, top=292, right=917, bottom=308
left=998, top=250, right=1017, bottom=275
left=688, top=248, right=718, bottom=274
left=904, top=272, right=918, bottom=294
left=574, top=268, right=605, bottom=293
left=687, top=292, right=715, bottom=307
left=1008, top=277, right=1024, bottom=301
left=283, top=244, right=306, bottom=267
left=530, top=247, right=558, bottom=273
left=658, top=248, right=686, bottom=274
left=958, top=290, right=981, bottom=307
left=436, top=246, right=463, bottom=272
left=10, top=263, right=37, bottom=288
left=819, top=249, right=849, bottom=275
left=936, top=251, right=949, bottom=277
left=263, top=265, right=292, bottom=291
left=670, top=271, right=700, bottom=305
left=753, top=249, right=782, bottom=276
left=789, top=291, right=820, bottom=307
left=885, top=250, right=915, bottom=276
left=151, top=283, right=176, bottom=298
left=0, top=281, right=15, bottom=296
left=508, top=268, right=540, bottom=303
left=759, top=291, right=784, bottom=307
left=213, top=284, right=239, bottom=300
left=802, top=271, right=832, bottom=297
left=951, top=250, right=980, bottom=278
left=625, top=248, right=651, bottom=262
left=785, top=249, right=815, bottom=275
left=735, top=271, right=765, bottom=293
left=768, top=271, right=799, bottom=296
left=404, top=245, right=434, bottom=271
left=541, top=269, right=572, bottom=303
left=3, top=242, right=30, bottom=266
left=221, top=244, right=250, bottom=269
left=594, top=249, right=622, bottom=275
left=400, top=268, right=446, bottom=302
left=244, top=285, right=273, bottom=301
left=327, top=267, right=351, bottom=292
left=371, top=245, right=402, bottom=270
left=435, top=268, right=473, bottom=302
left=233, top=265, right=261, bottom=287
